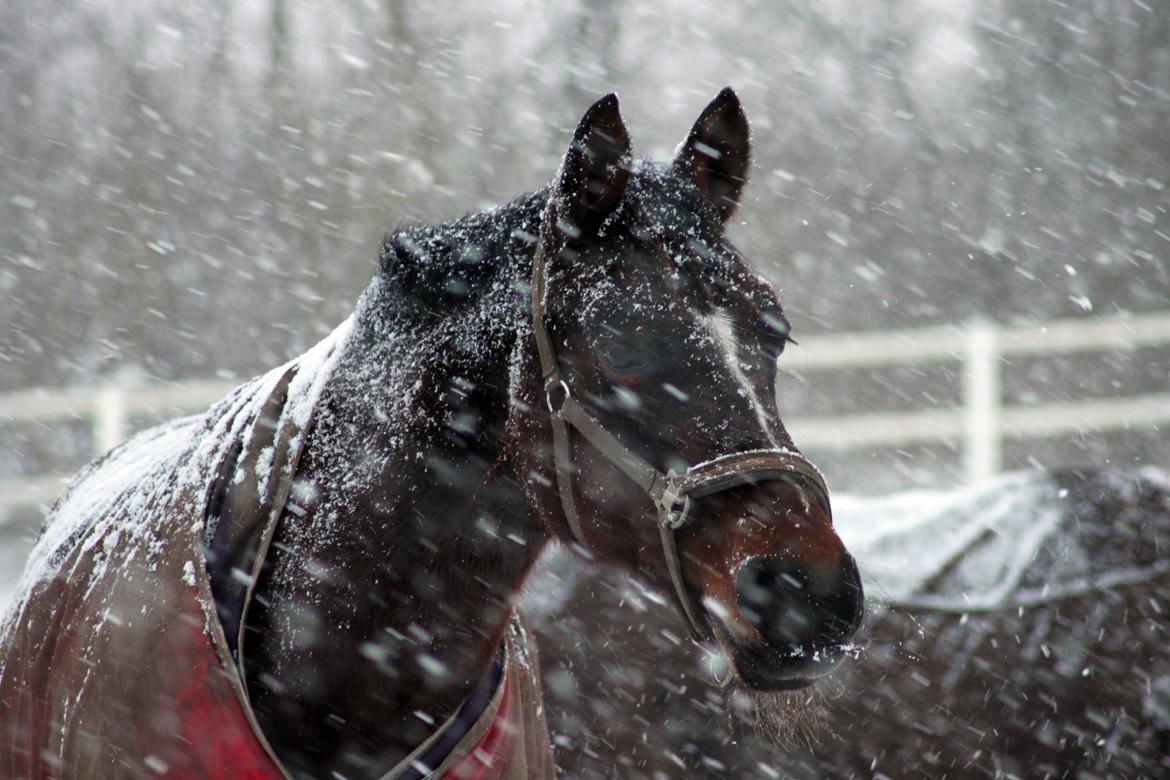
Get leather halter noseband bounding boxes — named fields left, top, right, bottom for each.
left=529, top=220, right=833, bottom=642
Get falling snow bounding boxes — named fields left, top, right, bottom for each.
left=2, top=0, right=1169, bottom=777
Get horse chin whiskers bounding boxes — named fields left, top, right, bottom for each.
left=716, top=620, right=828, bottom=748
left=707, top=620, right=831, bottom=749
left=724, top=679, right=827, bottom=751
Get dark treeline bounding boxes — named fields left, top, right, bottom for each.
left=1, top=0, right=1168, bottom=488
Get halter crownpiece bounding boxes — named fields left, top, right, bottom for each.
left=529, top=221, right=832, bottom=643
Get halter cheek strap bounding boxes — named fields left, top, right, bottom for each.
left=529, top=224, right=833, bottom=643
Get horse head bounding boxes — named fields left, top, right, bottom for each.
left=519, top=90, right=864, bottom=693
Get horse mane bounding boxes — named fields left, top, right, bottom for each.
left=277, top=188, right=552, bottom=536
left=371, top=187, right=549, bottom=320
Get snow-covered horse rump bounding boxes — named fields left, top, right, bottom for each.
left=0, top=321, right=551, bottom=779
left=821, top=470, right=1170, bottom=777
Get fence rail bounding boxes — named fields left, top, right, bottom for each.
left=786, top=310, right=1170, bottom=481
left=2, top=311, right=1170, bottom=510
left=0, top=379, right=236, bottom=511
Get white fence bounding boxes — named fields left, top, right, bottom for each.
left=785, top=310, right=1170, bottom=481
left=2, top=311, right=1170, bottom=509
left=0, top=379, right=235, bottom=510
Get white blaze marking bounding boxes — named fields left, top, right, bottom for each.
left=704, top=312, right=778, bottom=446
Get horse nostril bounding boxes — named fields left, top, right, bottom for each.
left=839, top=552, right=865, bottom=633
left=735, top=555, right=863, bottom=652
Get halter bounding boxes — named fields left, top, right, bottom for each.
left=529, top=216, right=833, bottom=642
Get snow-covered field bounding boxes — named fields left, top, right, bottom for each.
left=0, top=511, right=39, bottom=613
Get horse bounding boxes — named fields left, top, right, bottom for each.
left=527, top=467, right=1170, bottom=778
left=0, top=88, right=864, bottom=779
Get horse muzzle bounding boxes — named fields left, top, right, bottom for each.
left=723, top=552, right=864, bottom=690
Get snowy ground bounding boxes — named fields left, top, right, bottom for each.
left=0, top=509, right=40, bottom=613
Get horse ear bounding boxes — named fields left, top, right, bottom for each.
left=553, top=93, right=632, bottom=239
left=673, top=87, right=751, bottom=224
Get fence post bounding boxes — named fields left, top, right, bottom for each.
left=963, top=319, right=1002, bottom=483
left=94, top=383, right=127, bottom=455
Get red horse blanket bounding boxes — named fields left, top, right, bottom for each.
left=0, top=320, right=554, bottom=779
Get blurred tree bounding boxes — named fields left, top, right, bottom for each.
left=0, top=0, right=1167, bottom=485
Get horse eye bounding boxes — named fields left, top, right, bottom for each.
left=760, top=313, right=793, bottom=363
left=762, top=311, right=791, bottom=339
left=599, top=341, right=644, bottom=373
left=761, top=337, right=786, bottom=362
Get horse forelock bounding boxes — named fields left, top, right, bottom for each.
left=626, top=161, right=784, bottom=317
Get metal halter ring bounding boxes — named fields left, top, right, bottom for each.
left=655, top=472, right=693, bottom=530
left=545, top=378, right=571, bottom=414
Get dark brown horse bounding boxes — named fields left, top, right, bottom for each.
left=0, top=90, right=862, bottom=779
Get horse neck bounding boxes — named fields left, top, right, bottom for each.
left=247, top=241, right=553, bottom=772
